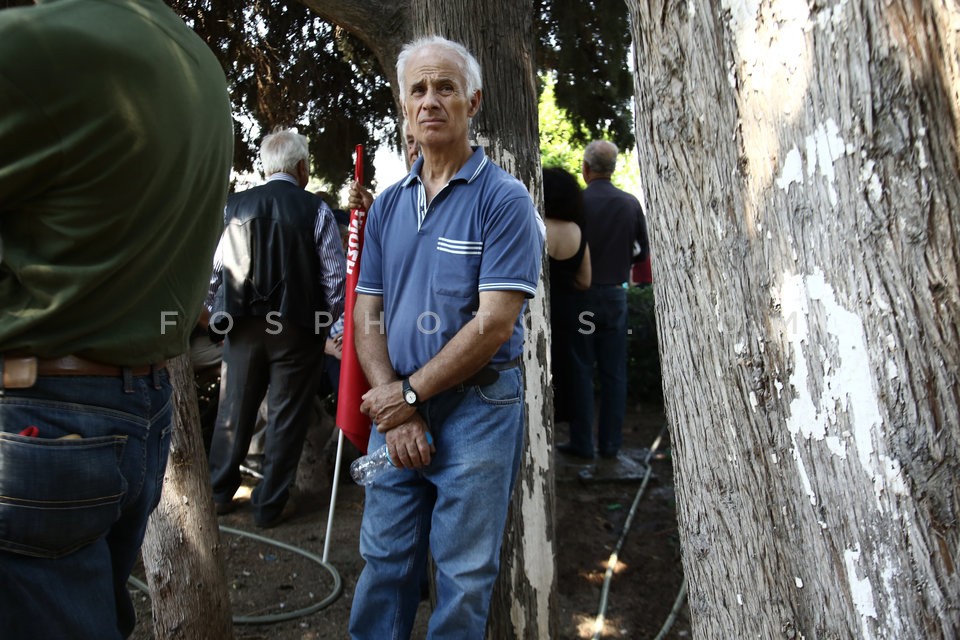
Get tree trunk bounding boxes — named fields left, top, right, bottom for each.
left=301, top=2, right=557, bottom=636
left=413, top=3, right=558, bottom=638
left=141, top=355, right=234, bottom=639
left=627, top=0, right=959, bottom=638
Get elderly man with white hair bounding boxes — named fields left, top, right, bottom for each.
left=349, top=36, right=544, bottom=639
left=207, top=128, right=345, bottom=528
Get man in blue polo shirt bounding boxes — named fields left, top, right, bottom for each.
left=349, top=36, right=543, bottom=640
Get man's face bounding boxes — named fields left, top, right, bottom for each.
left=402, top=46, right=480, bottom=152
left=405, top=132, right=419, bottom=166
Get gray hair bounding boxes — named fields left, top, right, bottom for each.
left=260, top=128, right=309, bottom=176
left=396, top=36, right=482, bottom=102
left=583, top=140, right=618, bottom=176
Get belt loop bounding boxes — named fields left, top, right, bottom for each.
left=122, top=367, right=134, bottom=393
left=151, top=364, right=161, bottom=389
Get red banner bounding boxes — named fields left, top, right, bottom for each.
left=336, top=145, right=372, bottom=453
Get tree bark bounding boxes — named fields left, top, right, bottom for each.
left=627, top=0, right=959, bottom=637
left=302, top=0, right=406, bottom=93
left=300, top=2, right=557, bottom=637
left=141, top=355, right=234, bottom=639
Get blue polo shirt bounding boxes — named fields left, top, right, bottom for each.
left=356, top=147, right=543, bottom=376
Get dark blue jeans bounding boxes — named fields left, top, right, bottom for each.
left=0, top=373, right=173, bottom=639
left=568, top=285, right=628, bottom=457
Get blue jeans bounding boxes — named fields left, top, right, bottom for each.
left=349, top=367, right=525, bottom=640
left=568, top=285, right=628, bottom=457
left=0, top=373, right=173, bottom=639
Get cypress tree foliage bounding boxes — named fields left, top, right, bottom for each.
left=3, top=0, right=635, bottom=178
left=536, top=0, right=635, bottom=151
left=0, top=0, right=636, bottom=182
left=167, top=0, right=394, bottom=186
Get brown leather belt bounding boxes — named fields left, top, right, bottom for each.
left=35, top=355, right=166, bottom=377
left=1, top=355, right=166, bottom=389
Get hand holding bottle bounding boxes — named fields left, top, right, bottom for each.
left=350, top=431, right=434, bottom=486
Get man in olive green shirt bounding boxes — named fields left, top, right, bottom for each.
left=0, top=1, right=233, bottom=637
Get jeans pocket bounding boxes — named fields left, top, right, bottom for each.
left=475, top=368, right=522, bottom=406
left=0, top=433, right=127, bottom=558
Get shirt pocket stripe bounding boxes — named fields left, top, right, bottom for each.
left=437, top=237, right=483, bottom=256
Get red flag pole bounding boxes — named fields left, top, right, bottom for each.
left=336, top=144, right=372, bottom=454
left=324, top=145, right=372, bottom=563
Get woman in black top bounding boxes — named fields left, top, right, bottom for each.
left=543, top=167, right=591, bottom=423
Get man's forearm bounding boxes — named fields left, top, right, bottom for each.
left=359, top=314, right=500, bottom=433
left=408, top=290, right=525, bottom=402
left=354, top=295, right=396, bottom=387
left=358, top=321, right=508, bottom=395
left=356, top=331, right=396, bottom=387
left=408, top=320, right=502, bottom=399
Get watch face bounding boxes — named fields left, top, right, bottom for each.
left=404, top=389, right=417, bottom=405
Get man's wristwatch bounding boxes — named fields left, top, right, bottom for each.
left=401, top=378, right=420, bottom=407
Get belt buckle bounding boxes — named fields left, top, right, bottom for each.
left=2, top=356, right=38, bottom=389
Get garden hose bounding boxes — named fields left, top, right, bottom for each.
left=590, top=424, right=686, bottom=640
left=128, top=523, right=342, bottom=626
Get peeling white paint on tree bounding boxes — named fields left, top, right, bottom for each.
left=844, top=545, right=879, bottom=639
left=627, top=0, right=960, bottom=637
left=504, top=273, right=555, bottom=639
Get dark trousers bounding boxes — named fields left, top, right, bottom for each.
left=208, top=316, right=322, bottom=525
left=550, top=285, right=587, bottom=423
left=568, top=285, right=628, bottom=457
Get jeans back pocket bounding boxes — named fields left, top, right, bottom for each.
left=0, top=433, right=127, bottom=558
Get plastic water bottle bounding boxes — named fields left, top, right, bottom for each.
left=350, top=444, right=394, bottom=486
left=350, top=432, right=433, bottom=486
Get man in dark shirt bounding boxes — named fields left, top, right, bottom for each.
left=559, top=140, right=649, bottom=459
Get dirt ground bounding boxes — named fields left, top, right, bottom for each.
left=130, top=399, right=689, bottom=639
